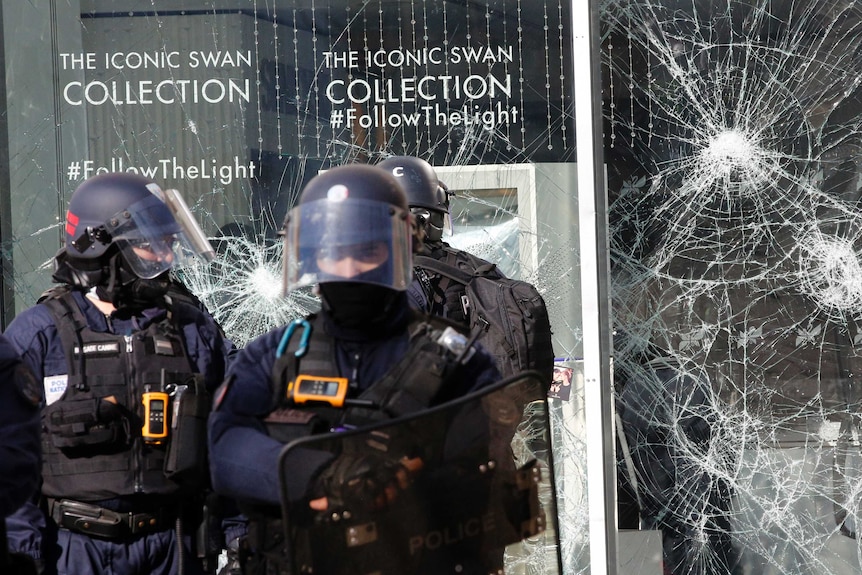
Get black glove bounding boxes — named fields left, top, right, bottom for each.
left=313, top=452, right=408, bottom=513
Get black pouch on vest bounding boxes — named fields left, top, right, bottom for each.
left=264, top=408, right=330, bottom=444
left=164, top=378, right=210, bottom=485
left=46, top=397, right=132, bottom=455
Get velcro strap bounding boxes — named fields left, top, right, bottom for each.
left=264, top=408, right=319, bottom=425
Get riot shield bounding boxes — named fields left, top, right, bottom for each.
left=278, top=371, right=561, bottom=575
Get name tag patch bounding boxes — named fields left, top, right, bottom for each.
left=73, top=342, right=120, bottom=357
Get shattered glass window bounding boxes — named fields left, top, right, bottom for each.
left=1, top=0, right=588, bottom=573
left=606, top=0, right=862, bottom=573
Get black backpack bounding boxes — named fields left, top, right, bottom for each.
left=415, top=250, right=554, bottom=386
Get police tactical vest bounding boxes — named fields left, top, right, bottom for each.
left=266, top=312, right=474, bottom=448
left=39, top=289, right=200, bottom=501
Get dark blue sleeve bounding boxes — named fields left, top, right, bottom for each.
left=208, top=407, right=285, bottom=505
left=0, top=331, right=42, bottom=561
left=3, top=305, right=60, bottom=384
left=208, top=330, right=281, bottom=504
left=208, top=328, right=330, bottom=506
left=1, top=309, right=57, bottom=559
left=407, top=278, right=430, bottom=313
left=0, top=334, right=41, bottom=518
left=4, top=501, right=47, bottom=560
left=180, top=309, right=237, bottom=393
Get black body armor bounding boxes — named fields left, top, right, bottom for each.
left=39, top=289, right=202, bottom=501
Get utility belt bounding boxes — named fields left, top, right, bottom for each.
left=48, top=498, right=178, bottom=540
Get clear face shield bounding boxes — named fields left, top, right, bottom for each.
left=410, top=208, right=452, bottom=242
left=104, top=186, right=215, bottom=280
left=411, top=182, right=453, bottom=242
left=282, top=196, right=413, bottom=294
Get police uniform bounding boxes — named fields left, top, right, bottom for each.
left=208, top=164, right=502, bottom=574
left=0, top=332, right=41, bottom=519
left=4, top=172, right=238, bottom=575
left=209, top=295, right=500, bottom=572
left=375, top=156, right=501, bottom=322
left=4, top=288, right=233, bottom=574
left=209, top=297, right=500, bottom=502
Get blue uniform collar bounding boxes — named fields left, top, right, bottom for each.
left=71, top=289, right=167, bottom=334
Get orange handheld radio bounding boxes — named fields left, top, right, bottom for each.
left=287, top=375, right=349, bottom=407
left=142, top=391, right=170, bottom=444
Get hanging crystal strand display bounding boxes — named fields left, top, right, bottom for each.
left=291, top=4, right=302, bottom=157
left=310, top=0, right=321, bottom=157
left=516, top=0, right=526, bottom=150
left=628, top=4, right=636, bottom=146
left=558, top=0, right=568, bottom=150
left=252, top=0, right=265, bottom=157
left=543, top=2, right=553, bottom=150
left=421, top=0, right=432, bottom=154
left=442, top=0, right=453, bottom=156
left=273, top=5, right=283, bottom=158
left=501, top=0, right=513, bottom=150
left=608, top=35, right=615, bottom=150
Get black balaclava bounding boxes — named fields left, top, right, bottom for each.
left=317, top=263, right=406, bottom=333
left=318, top=282, right=402, bottom=330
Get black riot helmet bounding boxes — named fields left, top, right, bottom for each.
left=281, top=164, right=413, bottom=294
left=56, top=172, right=214, bottom=299
left=377, top=156, right=452, bottom=242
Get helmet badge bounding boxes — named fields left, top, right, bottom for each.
left=326, top=184, right=349, bottom=202
left=66, top=211, right=80, bottom=238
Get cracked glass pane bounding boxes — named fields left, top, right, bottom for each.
left=606, top=1, right=862, bottom=573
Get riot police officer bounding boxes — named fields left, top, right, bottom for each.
left=207, top=164, right=501, bottom=574
left=376, top=156, right=501, bottom=321
left=3, top=172, right=237, bottom=575
left=377, top=156, right=555, bottom=386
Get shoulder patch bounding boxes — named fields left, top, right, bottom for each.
left=213, top=376, right=233, bottom=411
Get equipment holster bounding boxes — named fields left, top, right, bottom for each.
left=164, top=376, right=210, bottom=485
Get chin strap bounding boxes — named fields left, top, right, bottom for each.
left=52, top=248, right=107, bottom=288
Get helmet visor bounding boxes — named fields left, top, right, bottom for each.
left=105, top=192, right=213, bottom=279
left=282, top=197, right=413, bottom=293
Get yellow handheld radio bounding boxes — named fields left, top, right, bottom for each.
left=142, top=391, right=170, bottom=444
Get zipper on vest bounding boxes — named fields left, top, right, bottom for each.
left=125, top=334, right=144, bottom=493
left=349, top=351, right=361, bottom=391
